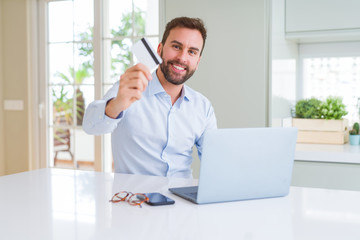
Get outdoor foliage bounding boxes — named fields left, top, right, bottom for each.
left=110, top=9, right=145, bottom=77
left=53, top=64, right=89, bottom=125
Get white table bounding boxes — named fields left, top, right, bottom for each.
left=0, top=168, right=360, bottom=240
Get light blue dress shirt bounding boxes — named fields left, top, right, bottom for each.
left=83, top=71, right=217, bottom=178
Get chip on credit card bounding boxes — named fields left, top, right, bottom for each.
left=131, top=37, right=162, bottom=73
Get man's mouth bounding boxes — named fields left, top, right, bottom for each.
left=170, top=63, right=187, bottom=73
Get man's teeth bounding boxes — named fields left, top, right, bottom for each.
left=173, top=64, right=185, bottom=70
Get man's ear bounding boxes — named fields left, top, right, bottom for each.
left=157, top=43, right=163, bottom=56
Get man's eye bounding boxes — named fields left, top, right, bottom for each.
left=189, top=50, right=197, bottom=56
left=173, top=45, right=180, bottom=49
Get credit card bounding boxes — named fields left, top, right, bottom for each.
left=131, top=37, right=162, bottom=72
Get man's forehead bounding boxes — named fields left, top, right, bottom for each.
left=166, top=27, right=203, bottom=48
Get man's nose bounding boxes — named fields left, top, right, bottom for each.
left=176, top=50, right=187, bottom=63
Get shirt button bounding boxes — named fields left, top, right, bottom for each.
left=98, top=115, right=102, bottom=120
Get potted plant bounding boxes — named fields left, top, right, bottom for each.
left=319, top=96, right=348, bottom=120
left=292, top=96, right=349, bottom=144
left=349, top=122, right=360, bottom=145
left=295, top=97, right=322, bottom=119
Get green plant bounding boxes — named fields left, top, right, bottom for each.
left=319, top=96, right=348, bottom=120
left=350, top=122, right=360, bottom=135
left=295, top=96, right=348, bottom=120
left=295, top=98, right=322, bottom=119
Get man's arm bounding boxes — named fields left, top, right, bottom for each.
left=105, top=63, right=152, bottom=118
left=82, top=83, right=122, bottom=135
left=83, top=63, right=152, bottom=135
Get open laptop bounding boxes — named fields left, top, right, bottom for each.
left=169, top=128, right=298, bottom=204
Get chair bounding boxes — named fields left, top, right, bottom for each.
left=54, top=128, right=74, bottom=165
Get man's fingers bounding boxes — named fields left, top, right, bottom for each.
left=133, top=63, right=152, bottom=80
left=123, top=89, right=142, bottom=102
left=121, top=70, right=149, bottom=91
left=113, top=63, right=152, bottom=112
left=126, top=71, right=148, bottom=90
left=121, top=78, right=145, bottom=91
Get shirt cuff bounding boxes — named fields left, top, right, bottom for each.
left=106, top=98, right=124, bottom=119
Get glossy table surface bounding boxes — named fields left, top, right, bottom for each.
left=1, top=168, right=360, bottom=240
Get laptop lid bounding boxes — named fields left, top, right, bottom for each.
left=196, top=127, right=297, bottom=204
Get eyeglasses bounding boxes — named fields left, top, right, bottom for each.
left=109, top=191, right=149, bottom=208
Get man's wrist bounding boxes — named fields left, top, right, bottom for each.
left=105, top=98, right=123, bottom=119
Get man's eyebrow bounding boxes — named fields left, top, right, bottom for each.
left=170, top=40, right=200, bottom=52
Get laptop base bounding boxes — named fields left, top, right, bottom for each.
left=169, top=186, right=199, bottom=204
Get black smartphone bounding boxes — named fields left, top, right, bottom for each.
left=141, top=192, right=175, bottom=206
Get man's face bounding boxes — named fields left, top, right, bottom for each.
left=157, top=27, right=203, bottom=85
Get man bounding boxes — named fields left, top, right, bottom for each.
left=83, top=17, right=217, bottom=178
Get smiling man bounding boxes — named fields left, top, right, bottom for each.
left=83, top=17, right=217, bottom=178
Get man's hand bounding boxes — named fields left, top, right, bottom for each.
left=105, top=63, right=152, bottom=119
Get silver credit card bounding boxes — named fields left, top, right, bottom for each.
left=131, top=37, right=162, bottom=72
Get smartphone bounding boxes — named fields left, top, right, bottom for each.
left=141, top=192, right=175, bottom=206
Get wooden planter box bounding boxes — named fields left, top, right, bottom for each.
left=292, top=118, right=349, bottom=144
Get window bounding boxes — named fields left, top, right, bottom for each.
left=40, top=0, right=160, bottom=171
left=299, top=42, right=360, bottom=125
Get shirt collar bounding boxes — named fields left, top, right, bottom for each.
left=182, top=85, right=191, bottom=102
left=147, top=71, right=166, bottom=96
left=147, top=71, right=192, bottom=102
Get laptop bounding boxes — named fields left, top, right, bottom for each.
left=169, top=127, right=298, bottom=204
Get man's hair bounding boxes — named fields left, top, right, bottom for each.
left=161, top=17, right=207, bottom=55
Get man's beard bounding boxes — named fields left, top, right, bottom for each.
left=160, top=52, right=196, bottom=85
